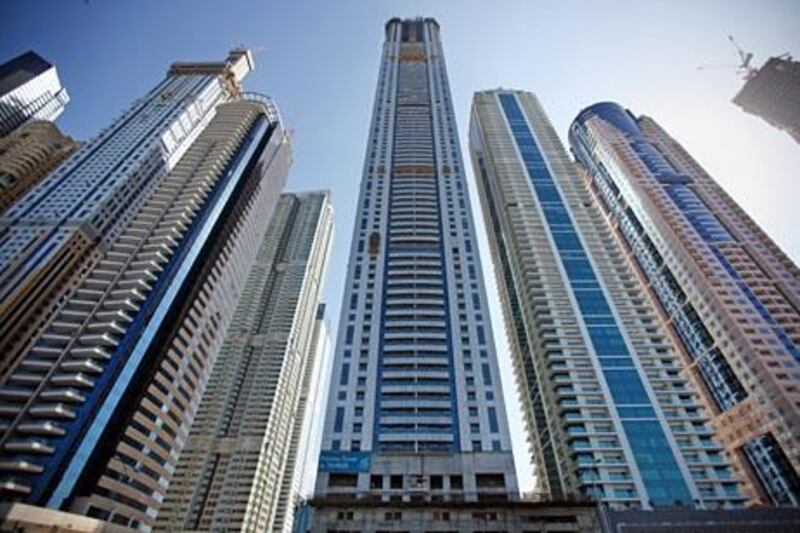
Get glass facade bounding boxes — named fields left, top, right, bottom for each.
left=471, top=89, right=745, bottom=509
left=498, top=93, right=693, bottom=507
left=569, top=101, right=800, bottom=506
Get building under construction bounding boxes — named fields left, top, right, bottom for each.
left=733, top=56, right=800, bottom=143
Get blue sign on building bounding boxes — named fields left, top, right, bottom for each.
left=318, top=451, right=371, bottom=472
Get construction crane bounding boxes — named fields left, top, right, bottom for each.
left=697, top=35, right=758, bottom=80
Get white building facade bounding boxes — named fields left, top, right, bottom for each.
left=156, top=192, right=333, bottom=532
left=470, top=90, right=746, bottom=509
left=313, top=19, right=518, bottom=522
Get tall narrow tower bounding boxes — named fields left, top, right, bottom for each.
left=470, top=90, right=746, bottom=509
left=312, top=17, right=518, bottom=523
left=0, top=50, right=254, bottom=374
left=0, top=51, right=293, bottom=530
left=156, top=192, right=333, bottom=532
left=570, top=102, right=800, bottom=506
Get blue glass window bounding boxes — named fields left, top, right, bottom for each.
left=604, top=370, right=649, bottom=404
left=499, top=92, right=693, bottom=506
left=334, top=407, right=345, bottom=432
left=587, top=326, right=629, bottom=356
left=574, top=290, right=612, bottom=316
left=488, top=407, right=499, bottom=433
left=482, top=363, right=492, bottom=386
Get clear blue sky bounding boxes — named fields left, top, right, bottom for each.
left=3, top=0, right=798, bottom=492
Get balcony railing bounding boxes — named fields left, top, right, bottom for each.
left=241, top=92, right=281, bottom=124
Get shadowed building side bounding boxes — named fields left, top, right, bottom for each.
left=155, top=192, right=332, bottom=532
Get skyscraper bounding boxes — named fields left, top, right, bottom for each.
left=0, top=50, right=252, bottom=385
left=156, top=191, right=332, bottom=532
left=0, top=56, right=293, bottom=530
left=470, top=89, right=746, bottom=509
left=278, top=302, right=332, bottom=527
left=569, top=102, right=800, bottom=506
left=0, top=51, right=69, bottom=137
left=733, top=56, right=800, bottom=143
left=308, top=17, right=518, bottom=530
left=296, top=303, right=333, bottom=499
left=0, top=120, right=78, bottom=212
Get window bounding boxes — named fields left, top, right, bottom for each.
left=334, top=407, right=345, bottom=432
left=450, top=475, right=463, bottom=489
left=488, top=408, right=499, bottom=433
left=476, top=473, right=506, bottom=488
left=482, top=364, right=492, bottom=385
left=329, top=473, right=358, bottom=487
left=390, top=475, right=403, bottom=489
left=477, top=325, right=486, bottom=345
left=371, top=475, right=383, bottom=489
left=430, top=475, right=443, bottom=490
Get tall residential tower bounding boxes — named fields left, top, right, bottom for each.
left=0, top=51, right=69, bottom=137
left=0, top=50, right=253, bottom=374
left=470, top=90, right=746, bottom=509
left=570, top=102, right=800, bottom=506
left=0, top=52, right=293, bottom=530
left=157, top=191, right=332, bottom=532
left=308, top=17, right=519, bottom=530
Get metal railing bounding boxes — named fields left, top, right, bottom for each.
left=241, top=92, right=281, bottom=124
